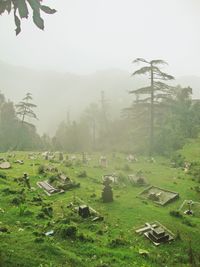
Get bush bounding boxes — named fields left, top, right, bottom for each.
left=122, top=164, right=131, bottom=172
left=48, top=175, right=57, bottom=184
left=0, top=172, right=6, bottom=179
left=38, top=165, right=45, bottom=175
left=55, top=224, right=77, bottom=239
left=171, top=153, right=185, bottom=168
left=11, top=196, right=24, bottom=206
left=77, top=170, right=87, bottom=178
left=41, top=205, right=53, bottom=218
left=63, top=160, right=72, bottom=168
left=78, top=233, right=94, bottom=242
left=169, top=210, right=183, bottom=218
left=182, top=218, right=196, bottom=227
left=109, top=237, right=128, bottom=248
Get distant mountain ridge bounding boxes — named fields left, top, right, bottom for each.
left=0, top=61, right=199, bottom=134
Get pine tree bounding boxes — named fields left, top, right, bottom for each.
left=16, top=93, right=38, bottom=126
left=130, top=58, right=174, bottom=156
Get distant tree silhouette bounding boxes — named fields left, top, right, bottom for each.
left=16, top=93, right=37, bottom=126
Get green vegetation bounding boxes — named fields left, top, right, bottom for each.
left=0, top=143, right=200, bottom=266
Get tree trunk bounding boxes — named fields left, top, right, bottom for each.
left=150, top=64, right=154, bottom=156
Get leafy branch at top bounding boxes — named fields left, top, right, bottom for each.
left=0, top=0, right=56, bottom=35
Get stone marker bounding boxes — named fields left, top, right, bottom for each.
left=99, top=156, right=107, bottom=168
left=0, top=162, right=11, bottom=169
left=23, top=173, right=31, bottom=189
left=78, top=205, right=91, bottom=218
left=136, top=221, right=174, bottom=246
left=102, top=177, right=113, bottom=203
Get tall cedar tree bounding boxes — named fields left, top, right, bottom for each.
left=130, top=58, right=174, bottom=156
left=16, top=93, right=38, bottom=126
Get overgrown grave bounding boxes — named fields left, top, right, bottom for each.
left=128, top=170, right=149, bottom=186
left=139, top=186, right=179, bottom=205
left=179, top=200, right=200, bottom=217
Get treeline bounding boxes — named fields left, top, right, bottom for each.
left=0, top=92, right=42, bottom=151
left=52, top=85, right=200, bottom=155
left=1, top=78, right=200, bottom=155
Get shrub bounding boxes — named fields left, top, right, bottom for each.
left=11, top=196, right=24, bottom=206
left=64, top=160, right=72, bottom=167
left=109, top=237, right=128, bottom=248
left=122, top=164, right=131, bottom=172
left=38, top=165, right=45, bottom=175
left=171, top=153, right=185, bottom=168
left=0, top=172, right=6, bottom=179
left=55, top=224, right=77, bottom=239
left=182, top=218, right=196, bottom=227
left=77, top=170, right=87, bottom=178
left=41, top=206, right=53, bottom=218
left=48, top=175, right=57, bottom=184
left=169, top=210, right=183, bottom=218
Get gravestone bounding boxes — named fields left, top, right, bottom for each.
left=59, top=152, right=63, bottom=161
left=78, top=205, right=90, bottom=218
left=82, top=152, right=87, bottom=164
left=23, top=173, right=31, bottom=189
left=184, top=200, right=194, bottom=215
left=99, top=156, right=107, bottom=168
left=102, top=178, right=113, bottom=203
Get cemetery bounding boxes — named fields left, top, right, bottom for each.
left=0, top=149, right=200, bottom=267
left=1, top=2, right=199, bottom=265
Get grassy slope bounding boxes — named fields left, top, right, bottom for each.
left=0, top=145, right=200, bottom=267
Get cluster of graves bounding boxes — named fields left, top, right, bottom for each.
left=1, top=151, right=198, bottom=248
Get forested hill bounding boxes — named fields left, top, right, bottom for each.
left=0, top=60, right=199, bottom=134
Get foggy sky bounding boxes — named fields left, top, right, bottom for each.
left=1, top=0, right=200, bottom=76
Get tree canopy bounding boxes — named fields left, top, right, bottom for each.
left=0, top=0, right=56, bottom=35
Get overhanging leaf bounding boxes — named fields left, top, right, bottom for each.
left=40, top=5, right=56, bottom=14
left=14, top=9, right=21, bottom=35
left=33, top=10, right=44, bottom=30
left=17, top=0, right=29, bottom=18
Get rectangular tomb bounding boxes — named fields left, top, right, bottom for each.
left=136, top=221, right=174, bottom=246
left=139, top=186, right=179, bottom=206
left=37, top=181, right=59, bottom=196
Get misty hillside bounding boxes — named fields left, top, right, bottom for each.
left=0, top=60, right=199, bottom=134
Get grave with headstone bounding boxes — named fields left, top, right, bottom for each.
left=139, top=186, right=179, bottom=206
left=99, top=156, right=107, bottom=168
left=78, top=205, right=91, bottom=218
left=136, top=221, right=174, bottom=246
left=102, top=177, right=113, bottom=202
left=128, top=170, right=148, bottom=186
left=102, top=174, right=118, bottom=184
left=179, top=200, right=200, bottom=217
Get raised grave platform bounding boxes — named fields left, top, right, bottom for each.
left=136, top=221, right=174, bottom=246
left=37, top=181, right=59, bottom=196
left=139, top=186, right=179, bottom=205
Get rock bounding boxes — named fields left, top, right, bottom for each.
left=0, top=162, right=11, bottom=169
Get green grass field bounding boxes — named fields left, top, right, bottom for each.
left=1, top=143, right=200, bottom=267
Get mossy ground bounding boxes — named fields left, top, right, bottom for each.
left=0, top=143, right=200, bottom=267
